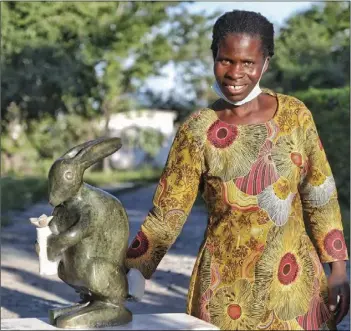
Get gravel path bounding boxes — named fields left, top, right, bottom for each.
left=1, top=183, right=350, bottom=330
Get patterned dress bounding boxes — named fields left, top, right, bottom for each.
left=125, top=90, right=349, bottom=330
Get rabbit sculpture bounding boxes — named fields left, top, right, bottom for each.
left=45, top=137, right=132, bottom=329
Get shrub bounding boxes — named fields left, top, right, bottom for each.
left=1, top=176, right=48, bottom=214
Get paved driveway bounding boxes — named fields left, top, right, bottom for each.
left=1, top=183, right=349, bottom=330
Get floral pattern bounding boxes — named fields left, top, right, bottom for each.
left=207, top=120, right=238, bottom=148
left=209, top=279, right=264, bottom=330
left=125, top=90, right=348, bottom=330
left=253, top=220, right=315, bottom=321
left=235, top=140, right=279, bottom=195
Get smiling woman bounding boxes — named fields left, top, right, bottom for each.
left=213, top=34, right=268, bottom=100
left=125, top=9, right=350, bottom=331
left=210, top=11, right=276, bottom=125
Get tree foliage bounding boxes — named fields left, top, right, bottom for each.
left=2, top=2, right=99, bottom=121
left=1, top=1, right=184, bottom=125
left=263, top=2, right=350, bottom=92
left=1, top=2, right=349, bottom=182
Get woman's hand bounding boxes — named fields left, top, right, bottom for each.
left=328, top=260, right=350, bottom=325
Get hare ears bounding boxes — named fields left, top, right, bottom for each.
left=60, top=137, right=122, bottom=169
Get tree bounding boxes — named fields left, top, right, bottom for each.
left=1, top=2, right=183, bottom=125
left=262, top=2, right=350, bottom=92
left=137, top=5, right=221, bottom=121
left=2, top=2, right=220, bottom=171
left=166, top=7, right=220, bottom=106
left=1, top=2, right=99, bottom=122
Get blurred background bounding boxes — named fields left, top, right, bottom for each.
left=1, top=1, right=350, bottom=246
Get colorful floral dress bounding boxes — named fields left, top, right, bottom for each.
left=125, top=90, right=349, bottom=330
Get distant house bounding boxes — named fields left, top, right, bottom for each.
left=104, top=109, right=177, bottom=169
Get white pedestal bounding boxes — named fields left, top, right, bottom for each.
left=1, top=313, right=219, bottom=330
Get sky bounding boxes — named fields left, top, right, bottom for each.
left=144, top=1, right=315, bottom=95
left=186, top=1, right=315, bottom=26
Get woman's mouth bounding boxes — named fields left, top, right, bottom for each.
left=224, top=84, right=247, bottom=94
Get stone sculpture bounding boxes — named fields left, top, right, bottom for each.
left=33, top=137, right=133, bottom=329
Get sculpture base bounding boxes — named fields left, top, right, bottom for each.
left=1, top=313, right=219, bottom=330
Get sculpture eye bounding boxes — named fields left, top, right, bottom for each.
left=64, top=171, right=73, bottom=180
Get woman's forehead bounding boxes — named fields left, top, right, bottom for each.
left=218, top=33, right=263, bottom=55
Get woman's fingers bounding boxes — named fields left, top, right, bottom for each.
left=328, top=284, right=339, bottom=312
left=335, top=285, right=350, bottom=324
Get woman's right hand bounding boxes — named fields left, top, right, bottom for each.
left=328, top=261, right=350, bottom=325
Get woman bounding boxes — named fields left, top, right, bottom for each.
left=126, top=10, right=349, bottom=330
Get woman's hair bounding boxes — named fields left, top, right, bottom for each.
left=211, top=10, right=275, bottom=59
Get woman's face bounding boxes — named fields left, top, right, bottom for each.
left=214, top=33, right=268, bottom=103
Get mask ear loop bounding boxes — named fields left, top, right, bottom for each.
left=257, top=57, right=268, bottom=84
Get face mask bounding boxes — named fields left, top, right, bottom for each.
left=212, top=58, right=268, bottom=106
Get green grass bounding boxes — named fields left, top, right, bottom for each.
left=84, top=166, right=162, bottom=187
left=1, top=166, right=162, bottom=227
left=1, top=176, right=48, bottom=213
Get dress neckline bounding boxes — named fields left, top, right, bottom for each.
left=205, top=88, right=280, bottom=127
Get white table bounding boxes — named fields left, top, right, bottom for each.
left=1, top=313, right=220, bottom=330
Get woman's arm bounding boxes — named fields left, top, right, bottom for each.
left=125, top=118, right=204, bottom=279
left=298, top=107, right=349, bottom=324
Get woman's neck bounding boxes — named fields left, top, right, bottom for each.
left=222, top=96, right=261, bottom=118
left=212, top=93, right=277, bottom=125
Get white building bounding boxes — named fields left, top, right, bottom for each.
left=104, top=109, right=177, bottom=169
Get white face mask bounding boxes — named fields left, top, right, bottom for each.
left=212, top=58, right=268, bottom=106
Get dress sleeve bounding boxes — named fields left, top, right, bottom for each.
left=125, top=119, right=204, bottom=279
left=299, top=107, right=349, bottom=263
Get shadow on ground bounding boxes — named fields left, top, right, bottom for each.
left=1, top=287, right=67, bottom=318
left=1, top=265, right=190, bottom=318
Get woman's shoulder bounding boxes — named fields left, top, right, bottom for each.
left=170, top=106, right=224, bottom=150
left=177, top=106, right=219, bottom=138
left=264, top=88, right=305, bottom=106
left=264, top=88, right=314, bottom=122
left=265, top=89, right=310, bottom=112
left=264, top=89, right=317, bottom=134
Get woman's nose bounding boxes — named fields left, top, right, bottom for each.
left=226, top=63, right=245, bottom=80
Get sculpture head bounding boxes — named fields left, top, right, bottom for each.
left=48, top=137, right=122, bottom=207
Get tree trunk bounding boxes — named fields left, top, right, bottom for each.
left=102, top=103, right=112, bottom=172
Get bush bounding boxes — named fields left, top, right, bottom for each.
left=27, top=114, right=100, bottom=160
left=294, top=87, right=350, bottom=206
left=1, top=176, right=48, bottom=214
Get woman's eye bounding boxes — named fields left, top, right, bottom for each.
left=220, top=59, right=230, bottom=65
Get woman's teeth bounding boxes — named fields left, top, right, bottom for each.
left=228, top=85, right=245, bottom=91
